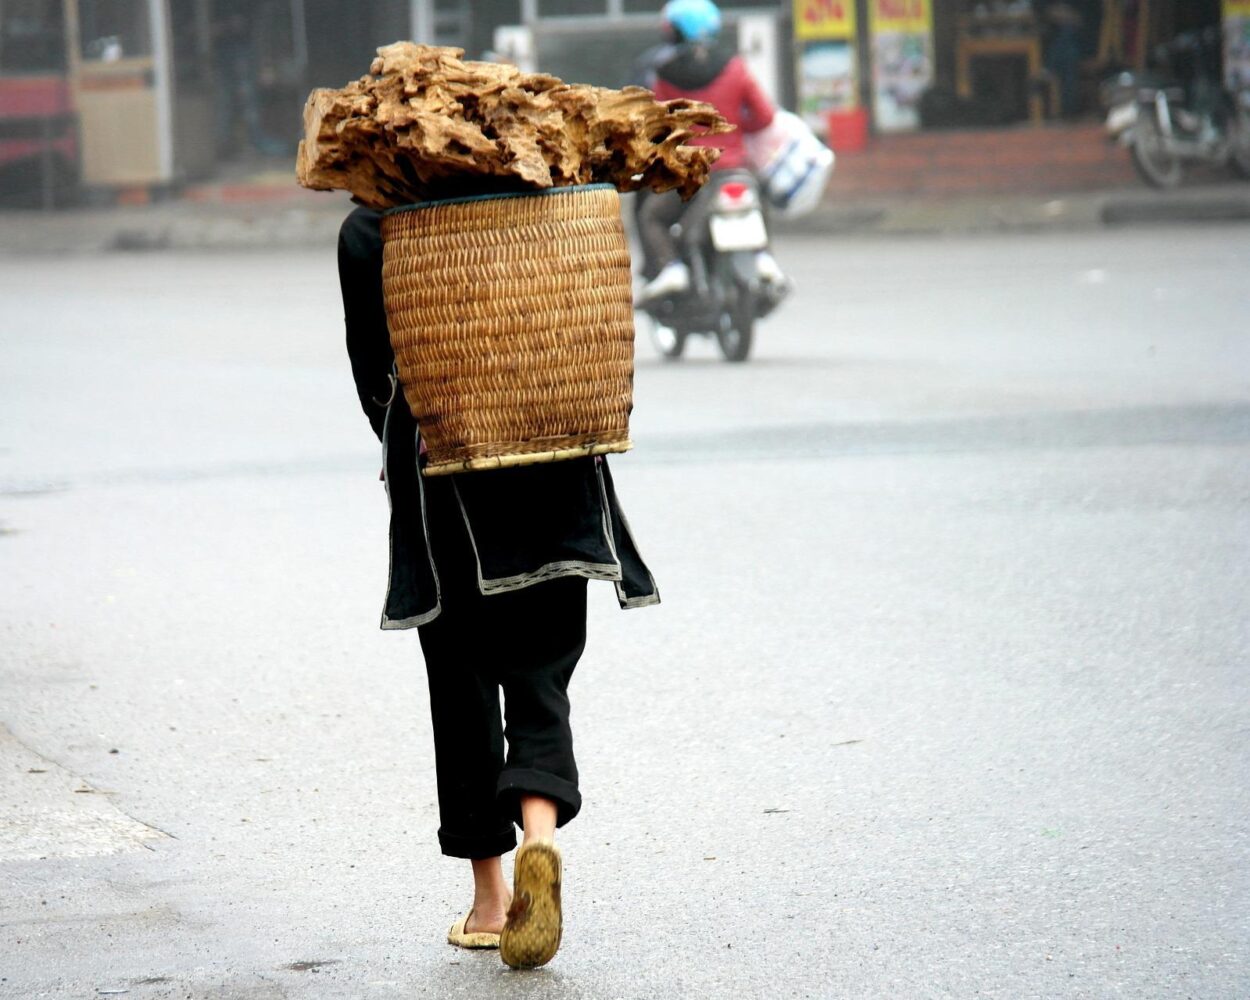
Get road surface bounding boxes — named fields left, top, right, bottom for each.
left=2, top=225, right=1248, bottom=998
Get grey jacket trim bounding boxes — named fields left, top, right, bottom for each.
left=481, top=560, right=626, bottom=594
left=601, top=463, right=661, bottom=608
left=378, top=399, right=442, bottom=631
left=618, top=591, right=662, bottom=609
left=594, top=461, right=622, bottom=566
left=415, top=439, right=443, bottom=605
left=381, top=606, right=442, bottom=629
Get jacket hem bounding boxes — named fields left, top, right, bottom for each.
left=617, top=591, right=662, bottom=609
left=380, top=604, right=442, bottom=630
left=480, top=560, right=624, bottom=595
left=601, top=461, right=662, bottom=608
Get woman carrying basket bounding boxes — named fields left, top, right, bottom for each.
left=337, top=205, right=660, bottom=969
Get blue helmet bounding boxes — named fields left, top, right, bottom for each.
left=663, top=0, right=722, bottom=44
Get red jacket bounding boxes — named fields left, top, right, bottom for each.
left=651, top=52, right=775, bottom=172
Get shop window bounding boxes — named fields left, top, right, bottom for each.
left=954, top=1, right=1045, bottom=122
left=535, top=0, right=795, bottom=15
left=171, top=0, right=211, bottom=86
left=622, top=0, right=766, bottom=11
left=0, top=0, right=66, bottom=73
left=78, top=0, right=152, bottom=61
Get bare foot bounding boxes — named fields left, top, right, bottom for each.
left=467, top=856, right=511, bottom=935
left=465, top=902, right=509, bottom=935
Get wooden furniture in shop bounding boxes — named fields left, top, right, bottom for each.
left=955, top=13, right=1047, bottom=124
left=1095, top=0, right=1154, bottom=71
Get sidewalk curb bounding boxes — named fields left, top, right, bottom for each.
left=1, top=185, right=1247, bottom=254
left=1100, top=195, right=1250, bottom=226
left=776, top=185, right=1250, bottom=238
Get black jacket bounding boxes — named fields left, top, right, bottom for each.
left=338, top=207, right=660, bottom=628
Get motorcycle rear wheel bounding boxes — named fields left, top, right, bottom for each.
left=715, top=282, right=754, bottom=363
left=1131, top=119, right=1184, bottom=188
left=1229, top=110, right=1250, bottom=179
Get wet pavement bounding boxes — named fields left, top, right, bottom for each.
left=2, top=226, right=1248, bottom=998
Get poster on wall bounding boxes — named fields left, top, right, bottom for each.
left=868, top=0, right=933, bottom=132
left=797, top=41, right=858, bottom=131
left=1225, top=0, right=1250, bottom=89
left=794, top=0, right=858, bottom=132
left=794, top=0, right=856, bottom=41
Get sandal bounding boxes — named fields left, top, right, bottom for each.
left=499, top=840, right=563, bottom=969
left=447, top=910, right=501, bottom=950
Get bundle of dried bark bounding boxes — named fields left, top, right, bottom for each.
left=296, top=42, right=731, bottom=210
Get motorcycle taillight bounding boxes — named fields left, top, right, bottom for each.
left=716, top=181, right=756, bottom=210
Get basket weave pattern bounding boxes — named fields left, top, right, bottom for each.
left=381, top=187, right=635, bottom=476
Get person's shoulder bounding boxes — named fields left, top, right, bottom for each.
left=338, top=205, right=383, bottom=259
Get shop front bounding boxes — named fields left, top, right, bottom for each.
left=793, top=0, right=1229, bottom=137
left=0, top=0, right=77, bottom=204
left=0, top=0, right=323, bottom=198
left=0, top=0, right=222, bottom=194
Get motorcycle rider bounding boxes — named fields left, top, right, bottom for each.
left=637, top=0, right=787, bottom=302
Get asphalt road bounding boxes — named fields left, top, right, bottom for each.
left=2, top=226, right=1248, bottom=999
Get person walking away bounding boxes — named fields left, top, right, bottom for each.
left=337, top=206, right=660, bottom=969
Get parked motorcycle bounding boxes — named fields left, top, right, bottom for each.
left=637, top=170, right=784, bottom=363
left=1104, top=28, right=1250, bottom=188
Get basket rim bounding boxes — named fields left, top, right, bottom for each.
left=383, top=182, right=616, bottom=217
left=422, top=439, right=632, bottom=477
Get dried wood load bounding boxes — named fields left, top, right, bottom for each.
left=299, top=44, right=730, bottom=474
left=296, top=42, right=730, bottom=209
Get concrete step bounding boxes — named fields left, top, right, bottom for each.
left=830, top=123, right=1138, bottom=197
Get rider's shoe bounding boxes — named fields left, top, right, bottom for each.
left=638, top=261, right=690, bottom=302
left=756, top=251, right=794, bottom=308
left=750, top=247, right=790, bottom=315
left=755, top=250, right=786, bottom=285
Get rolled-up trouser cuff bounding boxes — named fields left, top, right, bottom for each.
left=497, top=768, right=582, bottom=829
left=437, top=824, right=518, bottom=860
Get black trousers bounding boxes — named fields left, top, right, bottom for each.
left=417, top=475, right=588, bottom=860
left=636, top=188, right=698, bottom=276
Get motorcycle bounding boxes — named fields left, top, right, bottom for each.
left=1103, top=28, right=1250, bottom=189
left=636, top=170, right=785, bottom=363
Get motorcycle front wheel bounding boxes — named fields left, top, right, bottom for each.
left=715, top=282, right=754, bottom=363
left=1131, top=119, right=1184, bottom=188
left=646, top=315, right=688, bottom=360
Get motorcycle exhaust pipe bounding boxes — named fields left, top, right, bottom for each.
left=1154, top=90, right=1174, bottom=138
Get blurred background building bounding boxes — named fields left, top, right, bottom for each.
left=0, top=0, right=1239, bottom=203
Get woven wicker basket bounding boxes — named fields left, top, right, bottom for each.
left=380, top=184, right=635, bottom=477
